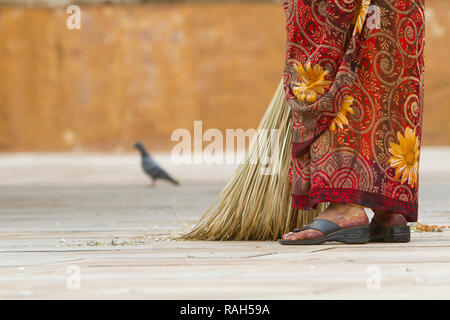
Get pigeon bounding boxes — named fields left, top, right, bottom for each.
left=134, top=142, right=179, bottom=186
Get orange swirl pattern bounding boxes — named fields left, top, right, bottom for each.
left=282, top=0, right=424, bottom=221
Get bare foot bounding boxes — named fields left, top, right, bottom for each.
left=369, top=209, right=410, bottom=243
left=371, top=209, right=407, bottom=227
left=282, top=203, right=368, bottom=241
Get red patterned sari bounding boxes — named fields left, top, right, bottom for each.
left=282, top=0, right=424, bottom=221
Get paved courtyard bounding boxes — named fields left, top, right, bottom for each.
left=0, top=148, right=449, bottom=299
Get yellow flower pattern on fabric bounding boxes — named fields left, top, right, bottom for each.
left=388, top=127, right=420, bottom=188
left=353, top=0, right=371, bottom=34
left=293, top=62, right=332, bottom=103
left=330, top=96, right=355, bottom=132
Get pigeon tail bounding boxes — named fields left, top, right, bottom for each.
left=159, top=171, right=179, bottom=186
left=168, top=177, right=180, bottom=186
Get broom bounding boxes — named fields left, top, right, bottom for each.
left=181, top=78, right=327, bottom=241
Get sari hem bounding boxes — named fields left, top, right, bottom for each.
left=292, top=188, right=418, bottom=222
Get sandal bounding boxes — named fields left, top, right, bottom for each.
left=369, top=219, right=410, bottom=242
left=278, top=219, right=370, bottom=245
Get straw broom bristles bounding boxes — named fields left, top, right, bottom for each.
left=181, top=79, right=328, bottom=241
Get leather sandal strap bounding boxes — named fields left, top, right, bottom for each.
left=293, top=219, right=341, bottom=235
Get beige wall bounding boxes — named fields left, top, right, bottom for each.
left=0, top=1, right=448, bottom=151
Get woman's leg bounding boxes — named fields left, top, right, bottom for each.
left=371, top=210, right=407, bottom=227
left=284, top=0, right=423, bottom=228
left=368, top=209, right=410, bottom=242
left=282, top=203, right=368, bottom=241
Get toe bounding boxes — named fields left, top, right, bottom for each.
left=282, top=232, right=293, bottom=240
left=300, top=230, right=323, bottom=240
left=288, top=231, right=307, bottom=241
left=282, top=229, right=324, bottom=241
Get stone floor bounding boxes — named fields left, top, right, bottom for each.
left=0, top=148, right=449, bottom=299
